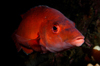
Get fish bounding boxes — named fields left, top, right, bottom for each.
left=12, top=6, right=84, bottom=54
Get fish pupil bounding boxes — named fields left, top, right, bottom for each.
left=53, top=26, right=57, bottom=31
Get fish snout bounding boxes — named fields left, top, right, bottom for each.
left=70, top=35, right=85, bottom=46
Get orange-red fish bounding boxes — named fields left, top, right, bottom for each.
left=12, top=6, right=84, bottom=54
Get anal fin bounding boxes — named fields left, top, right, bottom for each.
left=21, top=46, right=33, bottom=55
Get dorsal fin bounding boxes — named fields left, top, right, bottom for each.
left=20, top=6, right=48, bottom=19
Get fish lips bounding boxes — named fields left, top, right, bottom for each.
left=65, top=36, right=85, bottom=47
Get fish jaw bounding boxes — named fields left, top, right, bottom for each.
left=43, top=35, right=84, bottom=52
left=42, top=36, right=76, bottom=52
left=45, top=42, right=74, bottom=53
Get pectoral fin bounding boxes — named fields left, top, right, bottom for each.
left=16, top=34, right=42, bottom=53
left=27, top=39, right=42, bottom=52
left=12, top=31, right=42, bottom=54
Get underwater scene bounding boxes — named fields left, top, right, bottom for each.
left=6, top=0, right=100, bottom=66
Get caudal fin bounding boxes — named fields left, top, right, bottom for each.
left=12, top=30, right=22, bottom=52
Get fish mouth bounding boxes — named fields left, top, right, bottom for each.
left=69, top=36, right=85, bottom=46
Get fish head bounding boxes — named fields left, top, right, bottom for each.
left=39, top=16, right=84, bottom=53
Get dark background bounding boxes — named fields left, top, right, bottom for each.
left=3, top=0, right=100, bottom=66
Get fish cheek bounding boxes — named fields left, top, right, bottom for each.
left=45, top=31, right=72, bottom=52
left=45, top=27, right=62, bottom=47
left=45, top=33, right=61, bottom=49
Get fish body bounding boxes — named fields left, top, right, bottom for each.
left=12, top=6, right=84, bottom=54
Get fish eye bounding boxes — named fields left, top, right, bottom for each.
left=52, top=25, right=60, bottom=33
